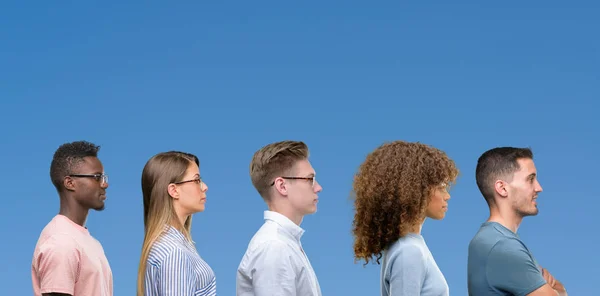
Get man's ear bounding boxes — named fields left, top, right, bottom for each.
left=63, top=176, right=76, bottom=192
left=168, top=183, right=179, bottom=199
left=273, top=177, right=288, bottom=196
left=494, top=180, right=508, bottom=198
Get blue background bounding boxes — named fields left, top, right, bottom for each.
left=1, top=1, right=597, bottom=295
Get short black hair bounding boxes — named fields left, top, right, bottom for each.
left=475, top=147, right=534, bottom=205
left=50, top=141, right=101, bottom=193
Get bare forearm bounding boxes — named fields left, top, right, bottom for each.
left=554, top=290, right=567, bottom=296
left=553, top=282, right=567, bottom=296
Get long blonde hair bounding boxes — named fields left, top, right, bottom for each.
left=137, top=151, right=199, bottom=296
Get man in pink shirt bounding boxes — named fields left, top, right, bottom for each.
left=32, top=141, right=113, bottom=296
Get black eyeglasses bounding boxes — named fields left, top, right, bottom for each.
left=174, top=177, right=205, bottom=188
left=270, top=176, right=316, bottom=187
left=68, top=173, right=109, bottom=184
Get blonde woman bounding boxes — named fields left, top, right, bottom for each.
left=137, top=151, right=216, bottom=296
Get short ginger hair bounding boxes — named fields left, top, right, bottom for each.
left=352, top=140, right=459, bottom=265
left=250, top=140, right=309, bottom=200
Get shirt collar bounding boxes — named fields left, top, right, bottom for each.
left=264, top=210, right=305, bottom=240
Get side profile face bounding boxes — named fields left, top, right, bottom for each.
left=67, top=156, right=109, bottom=211
left=170, top=162, right=208, bottom=215
left=425, top=183, right=451, bottom=220
left=506, top=158, right=543, bottom=217
left=285, top=159, right=323, bottom=216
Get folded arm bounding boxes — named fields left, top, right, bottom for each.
left=487, top=239, right=565, bottom=296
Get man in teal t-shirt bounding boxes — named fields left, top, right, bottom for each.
left=467, top=147, right=567, bottom=296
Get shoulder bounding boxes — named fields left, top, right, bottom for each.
left=35, top=233, right=81, bottom=255
left=469, top=222, right=518, bottom=252
left=247, top=237, right=291, bottom=256
left=147, top=236, right=186, bottom=266
left=489, top=237, right=531, bottom=259
left=32, top=233, right=82, bottom=271
left=239, top=238, right=297, bottom=272
left=471, top=222, right=505, bottom=241
left=246, top=222, right=292, bottom=252
left=386, top=235, right=428, bottom=267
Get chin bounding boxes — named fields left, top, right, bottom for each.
left=93, top=205, right=105, bottom=211
left=305, top=207, right=317, bottom=215
left=518, top=208, right=538, bottom=217
left=426, top=212, right=445, bottom=220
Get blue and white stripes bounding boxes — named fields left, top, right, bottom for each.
left=144, top=226, right=216, bottom=296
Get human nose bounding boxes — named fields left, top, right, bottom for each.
left=314, top=180, right=322, bottom=193
left=535, top=180, right=543, bottom=192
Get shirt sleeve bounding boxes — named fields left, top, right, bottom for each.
left=248, top=241, right=297, bottom=296
left=157, top=248, right=216, bottom=296
left=34, top=234, right=80, bottom=295
left=388, top=243, right=427, bottom=296
left=486, top=238, right=547, bottom=296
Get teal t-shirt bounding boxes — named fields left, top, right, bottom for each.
left=467, top=222, right=546, bottom=296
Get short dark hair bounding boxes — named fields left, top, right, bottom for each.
left=50, top=141, right=101, bottom=193
left=475, top=147, right=533, bottom=204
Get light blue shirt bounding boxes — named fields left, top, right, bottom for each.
left=236, top=211, right=322, bottom=296
left=467, top=222, right=546, bottom=296
left=144, top=226, right=216, bottom=296
left=381, top=233, right=449, bottom=296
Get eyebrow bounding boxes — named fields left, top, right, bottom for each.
left=306, top=173, right=315, bottom=177
left=527, top=173, right=536, bottom=179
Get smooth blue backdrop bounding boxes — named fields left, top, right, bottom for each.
left=1, top=1, right=597, bottom=295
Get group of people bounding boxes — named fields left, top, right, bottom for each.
left=29, top=139, right=566, bottom=296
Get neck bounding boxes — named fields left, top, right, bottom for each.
left=407, top=217, right=426, bottom=234
left=268, top=202, right=303, bottom=226
left=487, top=204, right=523, bottom=233
left=58, top=196, right=89, bottom=227
left=173, top=206, right=190, bottom=228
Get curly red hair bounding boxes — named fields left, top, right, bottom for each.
left=352, top=141, right=459, bottom=265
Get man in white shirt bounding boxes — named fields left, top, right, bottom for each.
left=236, top=140, right=323, bottom=296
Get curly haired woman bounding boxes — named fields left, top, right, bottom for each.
left=352, top=140, right=459, bottom=296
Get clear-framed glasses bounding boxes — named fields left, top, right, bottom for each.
left=68, top=173, right=109, bottom=185
left=270, top=176, right=316, bottom=187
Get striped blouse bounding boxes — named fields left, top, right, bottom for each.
left=144, top=226, right=216, bottom=296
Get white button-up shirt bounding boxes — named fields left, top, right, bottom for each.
left=236, top=211, right=322, bottom=296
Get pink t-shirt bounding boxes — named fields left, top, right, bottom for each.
left=31, top=215, right=113, bottom=296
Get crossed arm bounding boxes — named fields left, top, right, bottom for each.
left=533, top=268, right=567, bottom=296
left=487, top=239, right=567, bottom=296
